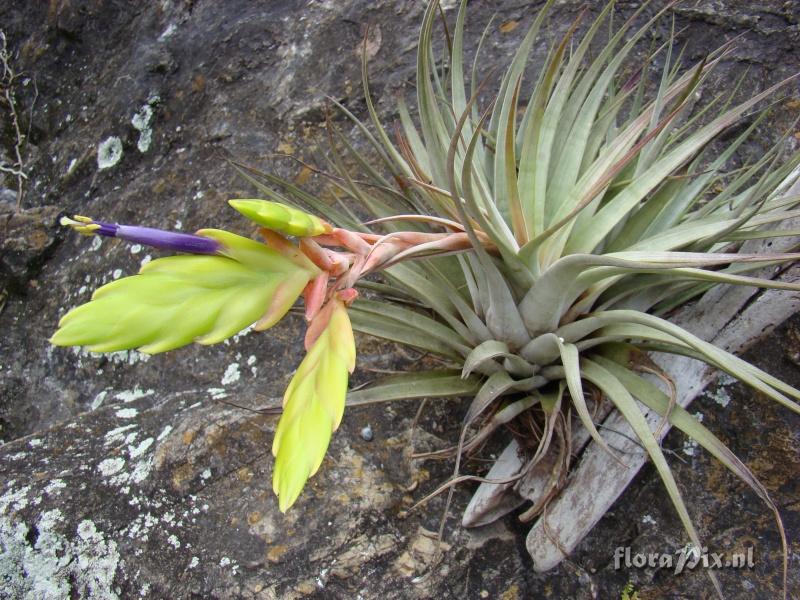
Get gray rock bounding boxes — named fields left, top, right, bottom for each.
left=0, top=1, right=798, bottom=598
left=0, top=205, right=62, bottom=294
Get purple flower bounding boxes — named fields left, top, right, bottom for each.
left=60, top=215, right=220, bottom=255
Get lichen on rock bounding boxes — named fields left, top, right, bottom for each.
left=96, top=137, right=123, bottom=170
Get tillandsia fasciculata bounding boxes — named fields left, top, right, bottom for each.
left=53, top=0, right=800, bottom=595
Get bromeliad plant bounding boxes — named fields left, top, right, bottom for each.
left=54, top=0, right=800, bottom=592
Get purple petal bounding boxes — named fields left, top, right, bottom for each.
left=89, top=220, right=120, bottom=237
left=62, top=215, right=223, bottom=255
left=115, top=225, right=221, bottom=254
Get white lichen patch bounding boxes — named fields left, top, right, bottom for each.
left=682, top=438, right=699, bottom=457
left=247, top=354, right=258, bottom=376
left=28, top=438, right=43, bottom=448
left=0, top=517, right=65, bottom=598
left=90, top=235, right=103, bottom=251
left=188, top=556, right=199, bottom=569
left=230, top=325, right=254, bottom=344
left=112, top=269, right=122, bottom=280
left=128, top=437, right=154, bottom=459
left=70, top=348, right=149, bottom=368
left=39, top=509, right=63, bottom=528
left=91, top=390, right=109, bottom=410
left=44, top=480, right=67, bottom=496
left=207, top=388, right=228, bottom=400
left=221, top=363, right=240, bottom=386
left=115, top=387, right=154, bottom=403
left=157, top=425, right=173, bottom=441
left=113, top=351, right=150, bottom=366
left=115, top=408, right=138, bottom=419
left=682, top=415, right=703, bottom=456
left=0, top=485, right=31, bottom=515
left=125, top=513, right=158, bottom=542
left=106, top=454, right=151, bottom=488
left=97, top=136, right=123, bottom=170
left=74, top=520, right=121, bottom=597
left=0, top=515, right=121, bottom=599
left=130, top=244, right=142, bottom=254
left=105, top=424, right=137, bottom=445
left=98, top=457, right=126, bottom=477
left=131, top=102, right=155, bottom=153
left=167, top=534, right=181, bottom=549
left=708, top=386, right=732, bottom=408
left=129, top=458, right=153, bottom=484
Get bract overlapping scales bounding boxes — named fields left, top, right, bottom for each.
left=272, top=300, right=356, bottom=512
left=51, top=229, right=318, bottom=353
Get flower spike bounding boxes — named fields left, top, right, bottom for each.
left=51, top=228, right=319, bottom=353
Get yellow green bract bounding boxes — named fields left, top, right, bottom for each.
left=272, top=299, right=356, bottom=512
left=50, top=229, right=319, bottom=353
left=228, top=199, right=331, bottom=237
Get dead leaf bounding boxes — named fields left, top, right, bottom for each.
left=500, top=20, right=519, bottom=33
left=357, top=24, right=382, bottom=59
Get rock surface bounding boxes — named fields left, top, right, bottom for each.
left=0, top=1, right=798, bottom=598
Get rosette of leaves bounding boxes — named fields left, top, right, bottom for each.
left=233, top=0, right=800, bottom=593
left=52, top=0, right=800, bottom=595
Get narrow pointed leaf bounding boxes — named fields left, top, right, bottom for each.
left=346, top=370, right=481, bottom=406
